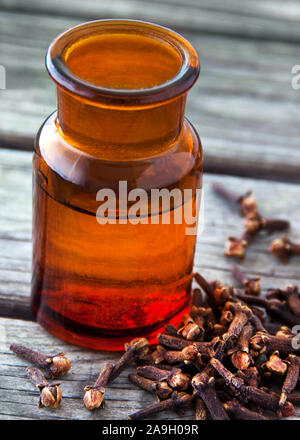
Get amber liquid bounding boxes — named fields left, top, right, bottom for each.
left=32, top=116, right=202, bottom=350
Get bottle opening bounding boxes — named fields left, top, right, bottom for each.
left=65, top=32, right=182, bottom=90
left=47, top=20, right=200, bottom=106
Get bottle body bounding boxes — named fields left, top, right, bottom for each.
left=32, top=113, right=202, bottom=350
left=31, top=19, right=202, bottom=350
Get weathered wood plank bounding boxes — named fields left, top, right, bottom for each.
left=0, top=148, right=300, bottom=323
left=0, top=317, right=194, bottom=420
left=0, top=12, right=299, bottom=180
left=1, top=0, right=300, bottom=42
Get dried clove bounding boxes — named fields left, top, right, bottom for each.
left=128, top=391, right=193, bottom=420
left=279, top=355, right=300, bottom=407
left=265, top=351, right=287, bottom=376
left=223, top=302, right=252, bottom=342
left=267, top=285, right=300, bottom=317
left=219, top=308, right=233, bottom=326
left=192, top=373, right=229, bottom=420
left=231, top=265, right=260, bottom=296
left=193, top=272, right=219, bottom=310
left=192, top=288, right=203, bottom=307
left=156, top=381, right=174, bottom=400
left=191, top=305, right=215, bottom=335
left=237, top=366, right=260, bottom=388
left=10, top=344, right=71, bottom=378
left=157, top=333, right=215, bottom=356
left=250, top=332, right=297, bottom=355
left=223, top=400, right=270, bottom=420
left=26, top=367, right=62, bottom=408
left=209, top=280, right=232, bottom=307
left=211, top=183, right=255, bottom=216
left=84, top=363, right=114, bottom=410
left=230, top=323, right=253, bottom=370
left=244, top=214, right=289, bottom=236
left=250, top=312, right=266, bottom=333
left=234, top=290, right=300, bottom=327
left=136, top=365, right=190, bottom=391
left=225, top=237, right=248, bottom=259
left=128, top=374, right=173, bottom=400
left=128, top=373, right=156, bottom=394
left=270, top=235, right=300, bottom=262
left=282, top=285, right=300, bottom=316
left=177, top=314, right=201, bottom=341
left=154, top=344, right=202, bottom=368
left=109, top=338, right=149, bottom=382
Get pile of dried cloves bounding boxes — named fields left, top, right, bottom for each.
left=124, top=269, right=300, bottom=420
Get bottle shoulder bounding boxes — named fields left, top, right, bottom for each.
left=35, top=113, right=202, bottom=191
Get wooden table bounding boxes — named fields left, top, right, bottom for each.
left=0, top=0, right=299, bottom=420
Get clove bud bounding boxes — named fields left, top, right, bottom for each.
left=26, top=367, right=62, bottom=408
left=270, top=235, right=300, bottom=262
left=84, top=363, right=114, bottom=410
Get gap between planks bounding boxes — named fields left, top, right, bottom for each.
left=0, top=10, right=300, bottom=182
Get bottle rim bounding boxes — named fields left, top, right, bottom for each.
left=46, top=19, right=200, bottom=107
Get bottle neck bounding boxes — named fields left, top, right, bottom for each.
left=56, top=88, right=187, bottom=158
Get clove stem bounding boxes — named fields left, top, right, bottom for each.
left=128, top=392, right=193, bottom=420
left=109, top=338, right=149, bottom=382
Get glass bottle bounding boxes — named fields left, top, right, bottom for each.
left=31, top=20, right=202, bottom=350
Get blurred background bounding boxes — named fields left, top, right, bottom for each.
left=0, top=0, right=299, bottom=181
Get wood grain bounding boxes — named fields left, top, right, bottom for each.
left=0, top=9, right=299, bottom=180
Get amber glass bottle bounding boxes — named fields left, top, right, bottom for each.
left=31, top=20, right=202, bottom=350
